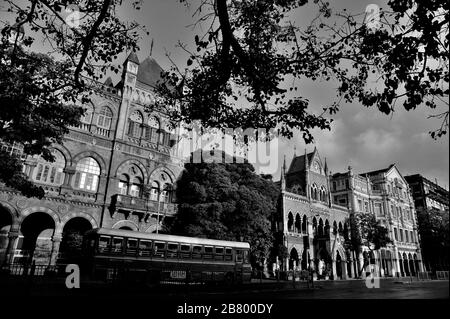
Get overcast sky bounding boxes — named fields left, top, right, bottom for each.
left=130, top=0, right=449, bottom=188
left=2, top=0, right=448, bottom=188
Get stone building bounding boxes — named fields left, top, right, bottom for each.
left=0, top=52, right=184, bottom=266
left=404, top=174, right=449, bottom=270
left=331, top=164, right=424, bottom=277
left=276, top=148, right=353, bottom=279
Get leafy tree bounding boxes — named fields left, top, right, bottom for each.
left=0, top=0, right=144, bottom=197
left=345, top=212, right=392, bottom=276
left=157, top=0, right=448, bottom=141
left=416, top=208, right=450, bottom=271
left=166, top=157, right=279, bottom=270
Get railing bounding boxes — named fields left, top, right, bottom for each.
left=111, top=194, right=177, bottom=216
left=95, top=127, right=110, bottom=137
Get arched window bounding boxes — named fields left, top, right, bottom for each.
left=320, top=186, right=327, bottom=202
left=33, top=149, right=66, bottom=186
left=311, top=184, right=318, bottom=200
left=130, top=176, right=142, bottom=197
left=295, top=214, right=301, bottom=233
left=312, top=217, right=317, bottom=235
left=287, top=212, right=294, bottom=232
left=163, top=122, right=176, bottom=146
left=332, top=221, right=338, bottom=235
left=150, top=181, right=160, bottom=201
left=97, top=106, right=113, bottom=129
left=74, top=157, right=100, bottom=191
left=318, top=218, right=324, bottom=236
left=302, top=215, right=307, bottom=233
left=147, top=116, right=160, bottom=144
left=118, top=165, right=144, bottom=197
left=394, top=228, right=398, bottom=241
left=118, top=174, right=129, bottom=195
left=324, top=220, right=330, bottom=237
left=338, top=222, right=343, bottom=235
left=79, top=104, right=93, bottom=130
left=162, top=183, right=173, bottom=203
left=127, top=111, right=143, bottom=138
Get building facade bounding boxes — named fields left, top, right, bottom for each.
left=0, top=53, right=184, bottom=266
left=405, top=174, right=449, bottom=270
left=331, top=164, right=424, bottom=277
left=276, top=148, right=353, bottom=279
left=276, top=148, right=425, bottom=279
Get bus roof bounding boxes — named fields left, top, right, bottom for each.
left=86, top=228, right=250, bottom=249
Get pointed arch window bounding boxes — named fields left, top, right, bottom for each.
left=287, top=212, right=294, bottom=232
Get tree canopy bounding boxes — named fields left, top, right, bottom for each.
left=416, top=208, right=450, bottom=270
left=0, top=0, right=144, bottom=197
left=345, top=211, right=392, bottom=275
left=157, top=0, right=448, bottom=141
left=165, top=158, right=279, bottom=269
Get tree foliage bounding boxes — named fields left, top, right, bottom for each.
left=157, top=0, right=448, bottom=141
left=346, top=212, right=392, bottom=253
left=0, top=0, right=144, bottom=197
left=166, top=158, right=279, bottom=269
left=417, top=208, right=450, bottom=269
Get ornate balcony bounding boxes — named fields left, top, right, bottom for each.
left=110, top=194, right=177, bottom=217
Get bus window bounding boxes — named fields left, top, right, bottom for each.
left=154, top=242, right=166, bottom=258
left=243, top=250, right=249, bottom=263
left=192, top=245, right=202, bottom=259
left=98, top=236, right=110, bottom=254
left=236, top=250, right=243, bottom=262
left=214, top=247, right=224, bottom=260
left=139, top=240, right=152, bottom=257
left=204, top=246, right=213, bottom=259
left=180, top=244, right=191, bottom=259
left=112, top=237, right=124, bottom=254
left=126, top=238, right=138, bottom=256
left=167, top=243, right=179, bottom=259
left=224, top=248, right=233, bottom=261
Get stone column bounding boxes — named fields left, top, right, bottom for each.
left=48, top=235, right=62, bottom=266
left=349, top=258, right=355, bottom=278
left=60, top=167, right=76, bottom=195
left=393, top=246, right=401, bottom=277
left=5, top=227, right=20, bottom=265
left=331, top=258, right=337, bottom=280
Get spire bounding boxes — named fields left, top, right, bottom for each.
left=150, top=38, right=154, bottom=57
left=281, top=155, right=287, bottom=190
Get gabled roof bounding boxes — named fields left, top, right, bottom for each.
left=287, top=151, right=314, bottom=174
left=137, top=57, right=164, bottom=88
left=361, top=163, right=396, bottom=176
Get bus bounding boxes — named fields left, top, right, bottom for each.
left=82, top=228, right=252, bottom=285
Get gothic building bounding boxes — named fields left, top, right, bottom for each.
left=276, top=147, right=352, bottom=279
left=276, top=148, right=424, bottom=279
left=0, top=52, right=184, bottom=266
